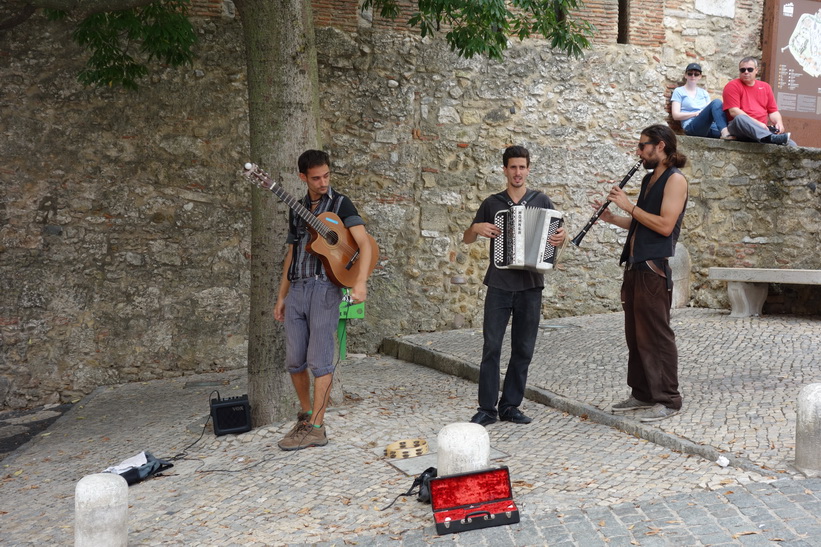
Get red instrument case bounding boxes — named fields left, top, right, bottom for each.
left=429, top=466, right=520, bottom=535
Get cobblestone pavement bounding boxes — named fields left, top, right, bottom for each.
left=0, top=403, right=74, bottom=461
left=1, top=308, right=820, bottom=545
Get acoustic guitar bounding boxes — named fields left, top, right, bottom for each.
left=242, top=163, right=379, bottom=289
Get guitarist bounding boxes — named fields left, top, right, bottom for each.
left=274, top=150, right=373, bottom=451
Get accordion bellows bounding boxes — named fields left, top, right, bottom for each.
left=493, top=206, right=563, bottom=273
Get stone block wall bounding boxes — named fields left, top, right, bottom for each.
left=1, top=16, right=251, bottom=407
left=682, top=138, right=821, bottom=310
left=2, top=1, right=819, bottom=408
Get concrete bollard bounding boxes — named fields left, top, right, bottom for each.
left=795, top=383, right=821, bottom=478
left=75, top=473, right=129, bottom=547
left=437, top=422, right=490, bottom=476
left=669, top=242, right=691, bottom=309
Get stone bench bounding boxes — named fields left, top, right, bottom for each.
left=707, top=267, right=821, bottom=318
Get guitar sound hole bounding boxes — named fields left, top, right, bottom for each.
left=326, top=232, right=339, bottom=246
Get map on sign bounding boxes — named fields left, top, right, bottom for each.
left=771, top=0, right=821, bottom=122
left=780, top=8, right=821, bottom=77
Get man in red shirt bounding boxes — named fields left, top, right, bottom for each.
left=723, top=57, right=796, bottom=146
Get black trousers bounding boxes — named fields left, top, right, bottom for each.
left=477, top=286, right=543, bottom=417
left=621, top=268, right=682, bottom=410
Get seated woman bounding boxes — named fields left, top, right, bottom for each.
left=671, top=63, right=733, bottom=139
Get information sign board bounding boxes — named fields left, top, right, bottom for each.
left=763, top=0, right=821, bottom=147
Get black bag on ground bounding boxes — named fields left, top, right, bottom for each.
left=107, top=451, right=174, bottom=486
left=380, top=466, right=438, bottom=510
left=412, top=466, right=438, bottom=503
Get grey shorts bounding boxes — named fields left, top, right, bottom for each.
left=284, top=278, right=341, bottom=377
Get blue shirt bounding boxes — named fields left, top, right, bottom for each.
left=671, top=86, right=711, bottom=130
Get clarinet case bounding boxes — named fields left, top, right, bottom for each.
left=429, top=466, right=520, bottom=535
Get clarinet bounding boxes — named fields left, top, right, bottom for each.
left=570, top=159, right=644, bottom=247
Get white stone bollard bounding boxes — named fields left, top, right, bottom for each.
left=437, top=422, right=490, bottom=476
left=75, top=473, right=129, bottom=547
left=669, top=242, right=691, bottom=309
left=796, top=383, right=821, bottom=478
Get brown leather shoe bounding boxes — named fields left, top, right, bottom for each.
left=278, top=423, right=328, bottom=451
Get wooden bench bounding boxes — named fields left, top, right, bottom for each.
left=708, top=267, right=821, bottom=317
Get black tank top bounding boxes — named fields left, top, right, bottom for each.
left=620, top=166, right=685, bottom=265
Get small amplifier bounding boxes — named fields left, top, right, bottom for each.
left=210, top=394, right=252, bottom=436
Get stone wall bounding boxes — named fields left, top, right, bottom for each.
left=2, top=3, right=819, bottom=408
left=682, top=138, right=821, bottom=311
left=1, top=16, right=251, bottom=407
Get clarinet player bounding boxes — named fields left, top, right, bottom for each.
left=463, top=145, right=567, bottom=426
left=595, top=125, right=688, bottom=422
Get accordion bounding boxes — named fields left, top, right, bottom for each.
left=493, top=206, right=563, bottom=273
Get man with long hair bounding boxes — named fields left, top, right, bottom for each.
left=595, top=125, right=688, bottom=422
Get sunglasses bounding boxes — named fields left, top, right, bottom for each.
left=637, top=141, right=657, bottom=151
left=686, top=71, right=701, bottom=76
left=739, top=67, right=756, bottom=73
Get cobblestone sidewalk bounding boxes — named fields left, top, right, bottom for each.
left=1, top=309, right=820, bottom=545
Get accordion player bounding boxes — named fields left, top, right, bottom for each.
left=493, top=206, right=564, bottom=273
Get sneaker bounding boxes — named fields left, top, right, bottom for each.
left=278, top=422, right=328, bottom=451
left=639, top=404, right=680, bottom=422
left=499, top=407, right=532, bottom=424
left=470, top=410, right=497, bottom=427
left=768, top=132, right=790, bottom=145
left=611, top=396, right=653, bottom=413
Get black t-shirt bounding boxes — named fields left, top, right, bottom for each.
left=471, top=189, right=555, bottom=291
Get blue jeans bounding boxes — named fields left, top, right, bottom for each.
left=477, top=286, right=543, bottom=416
left=683, top=99, right=727, bottom=138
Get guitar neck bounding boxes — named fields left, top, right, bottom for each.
left=268, top=185, right=329, bottom=237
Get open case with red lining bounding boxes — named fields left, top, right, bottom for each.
left=429, top=466, right=520, bottom=535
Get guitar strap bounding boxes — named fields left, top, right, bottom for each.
left=293, top=190, right=345, bottom=277
left=317, top=192, right=344, bottom=276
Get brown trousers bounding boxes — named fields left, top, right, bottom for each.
left=620, top=268, right=682, bottom=410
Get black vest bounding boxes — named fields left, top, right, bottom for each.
left=620, top=167, right=685, bottom=265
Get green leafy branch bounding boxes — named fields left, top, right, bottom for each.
left=67, top=0, right=196, bottom=90
left=362, top=0, right=594, bottom=60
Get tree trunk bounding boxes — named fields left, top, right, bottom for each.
left=235, top=0, right=321, bottom=427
